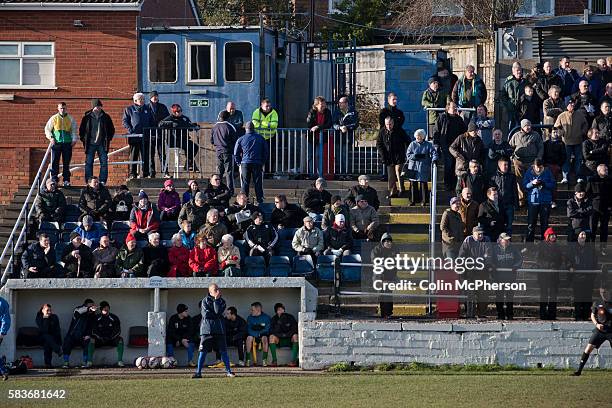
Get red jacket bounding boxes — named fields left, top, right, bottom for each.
left=129, top=204, right=160, bottom=234
left=167, top=246, right=190, bottom=277
left=189, top=246, right=218, bottom=275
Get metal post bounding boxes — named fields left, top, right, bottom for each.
left=333, top=258, right=341, bottom=316
left=428, top=161, right=438, bottom=316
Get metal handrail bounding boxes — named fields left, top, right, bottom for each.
left=0, top=142, right=53, bottom=285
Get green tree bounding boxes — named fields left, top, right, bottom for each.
left=321, top=0, right=389, bottom=45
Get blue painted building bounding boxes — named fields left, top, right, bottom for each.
left=384, top=47, right=447, bottom=136
left=139, top=26, right=289, bottom=123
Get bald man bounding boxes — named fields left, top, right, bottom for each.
left=193, top=284, right=235, bottom=378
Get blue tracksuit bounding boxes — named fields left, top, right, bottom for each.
left=247, top=313, right=271, bottom=338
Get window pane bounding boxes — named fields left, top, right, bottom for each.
left=149, top=43, right=176, bottom=83
left=0, top=59, right=20, bottom=85
left=535, top=0, right=551, bottom=14
left=24, top=44, right=52, bottom=56
left=190, top=45, right=212, bottom=81
left=517, top=0, right=533, bottom=15
left=0, top=44, right=18, bottom=55
left=225, top=42, right=252, bottom=82
left=23, top=59, right=54, bottom=86
left=265, top=54, right=272, bottom=84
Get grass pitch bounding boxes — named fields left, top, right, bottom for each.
left=1, top=370, right=610, bottom=407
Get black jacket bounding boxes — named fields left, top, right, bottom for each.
left=456, top=172, right=485, bottom=204
left=567, top=196, right=593, bottom=233
left=200, top=295, right=226, bottom=336
left=518, top=94, right=542, bottom=124
left=485, top=141, right=513, bottom=176
left=535, top=73, right=563, bottom=101
left=302, top=188, right=332, bottom=214
left=582, top=138, right=610, bottom=173
left=376, top=127, right=409, bottom=165
left=270, top=312, right=298, bottom=338
left=91, top=312, right=121, bottom=341
left=167, top=313, right=193, bottom=343
left=210, top=121, right=237, bottom=154
left=224, top=315, right=248, bottom=342
left=586, top=175, right=612, bottom=214
left=21, top=242, right=56, bottom=278
left=592, top=113, right=612, bottom=141
left=543, top=139, right=567, bottom=167
left=489, top=170, right=518, bottom=208
left=271, top=204, right=308, bottom=229
left=36, top=312, right=61, bottom=345
left=378, top=106, right=405, bottom=129
left=61, top=243, right=94, bottom=278
left=111, top=190, right=134, bottom=221
left=306, top=108, right=333, bottom=130
left=78, top=109, right=115, bottom=152
left=323, top=226, right=353, bottom=251
left=433, top=112, right=467, bottom=149
left=345, top=185, right=380, bottom=210
left=34, top=187, right=66, bottom=220
left=244, top=223, right=279, bottom=249
left=203, top=183, right=231, bottom=210
left=478, top=200, right=505, bottom=241
left=147, top=102, right=170, bottom=126
left=143, top=244, right=169, bottom=277
left=79, top=185, right=112, bottom=217
left=66, top=305, right=95, bottom=339
left=226, top=202, right=260, bottom=237
left=159, top=114, right=197, bottom=129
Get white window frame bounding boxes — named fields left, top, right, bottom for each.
left=328, top=0, right=343, bottom=14
left=0, top=41, right=55, bottom=89
left=431, top=1, right=464, bottom=17
left=223, top=41, right=254, bottom=83
left=588, top=0, right=612, bottom=14
left=186, top=41, right=216, bottom=85
left=515, top=0, right=555, bottom=17
left=148, top=41, right=178, bottom=84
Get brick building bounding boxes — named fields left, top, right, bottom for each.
left=0, top=0, right=199, bottom=204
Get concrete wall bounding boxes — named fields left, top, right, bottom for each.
left=299, top=314, right=612, bottom=370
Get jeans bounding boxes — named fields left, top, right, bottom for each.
left=216, top=152, right=234, bottom=192
left=526, top=203, right=551, bottom=242
left=85, top=144, right=108, bottom=184
left=51, top=142, right=73, bottom=182
left=239, top=163, right=264, bottom=203
left=562, top=144, right=582, bottom=180
left=503, top=206, right=515, bottom=235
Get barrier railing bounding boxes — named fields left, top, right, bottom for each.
left=0, top=143, right=53, bottom=285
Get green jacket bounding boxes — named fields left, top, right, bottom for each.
left=115, top=246, right=144, bottom=277
left=251, top=108, right=279, bottom=139
left=421, top=89, right=449, bottom=125
left=500, top=75, right=526, bottom=115
left=34, top=188, right=67, bottom=218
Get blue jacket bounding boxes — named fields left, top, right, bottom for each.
left=122, top=104, right=155, bottom=139
left=246, top=312, right=271, bottom=338
left=0, top=296, right=10, bottom=336
left=179, top=230, right=196, bottom=250
left=571, top=75, right=604, bottom=101
left=73, top=224, right=104, bottom=248
left=234, top=130, right=269, bottom=166
left=332, top=109, right=359, bottom=131
left=200, top=295, right=226, bottom=336
left=523, top=167, right=555, bottom=205
left=554, top=67, right=580, bottom=97
left=405, top=140, right=438, bottom=182
left=211, top=121, right=237, bottom=154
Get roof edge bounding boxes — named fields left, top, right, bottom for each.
left=0, top=2, right=143, bottom=12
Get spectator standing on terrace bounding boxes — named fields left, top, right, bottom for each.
left=332, top=95, right=359, bottom=175
left=491, top=233, right=522, bottom=320
left=234, top=121, right=268, bottom=206
left=572, top=65, right=604, bottom=102
left=433, top=101, right=467, bottom=191
left=458, top=187, right=479, bottom=238
left=78, top=176, right=112, bottom=224
left=554, top=56, right=580, bottom=99
left=592, top=100, right=612, bottom=142
left=536, top=227, right=564, bottom=320
left=211, top=111, right=237, bottom=193
left=451, top=64, right=487, bottom=124
left=572, top=80, right=599, bottom=126
left=485, top=129, right=513, bottom=178
left=122, top=92, right=155, bottom=179
left=586, top=164, right=612, bottom=255
left=518, top=84, right=542, bottom=125
left=377, top=116, right=409, bottom=200
left=422, top=76, right=447, bottom=138
left=523, top=159, right=555, bottom=242
left=489, top=158, right=518, bottom=234
left=568, top=230, right=599, bottom=321
left=79, top=98, right=115, bottom=185
left=251, top=98, right=278, bottom=174
left=474, top=105, right=495, bottom=148
left=509, top=119, right=544, bottom=207
left=534, top=61, right=563, bottom=102
left=450, top=121, right=485, bottom=178
left=567, top=184, right=593, bottom=242
left=543, top=85, right=565, bottom=140
left=147, top=91, right=171, bottom=177
left=543, top=128, right=566, bottom=209
left=404, top=128, right=438, bottom=206
left=440, top=197, right=464, bottom=258
left=306, top=96, right=333, bottom=176
left=456, top=160, right=485, bottom=205
left=500, top=62, right=526, bottom=131
left=555, top=99, right=589, bottom=184
left=34, top=178, right=66, bottom=227
left=159, top=104, right=201, bottom=173
left=218, top=101, right=244, bottom=136
left=582, top=128, right=609, bottom=178
left=458, top=226, right=492, bottom=319
left=45, top=102, right=77, bottom=186
left=478, top=187, right=505, bottom=241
